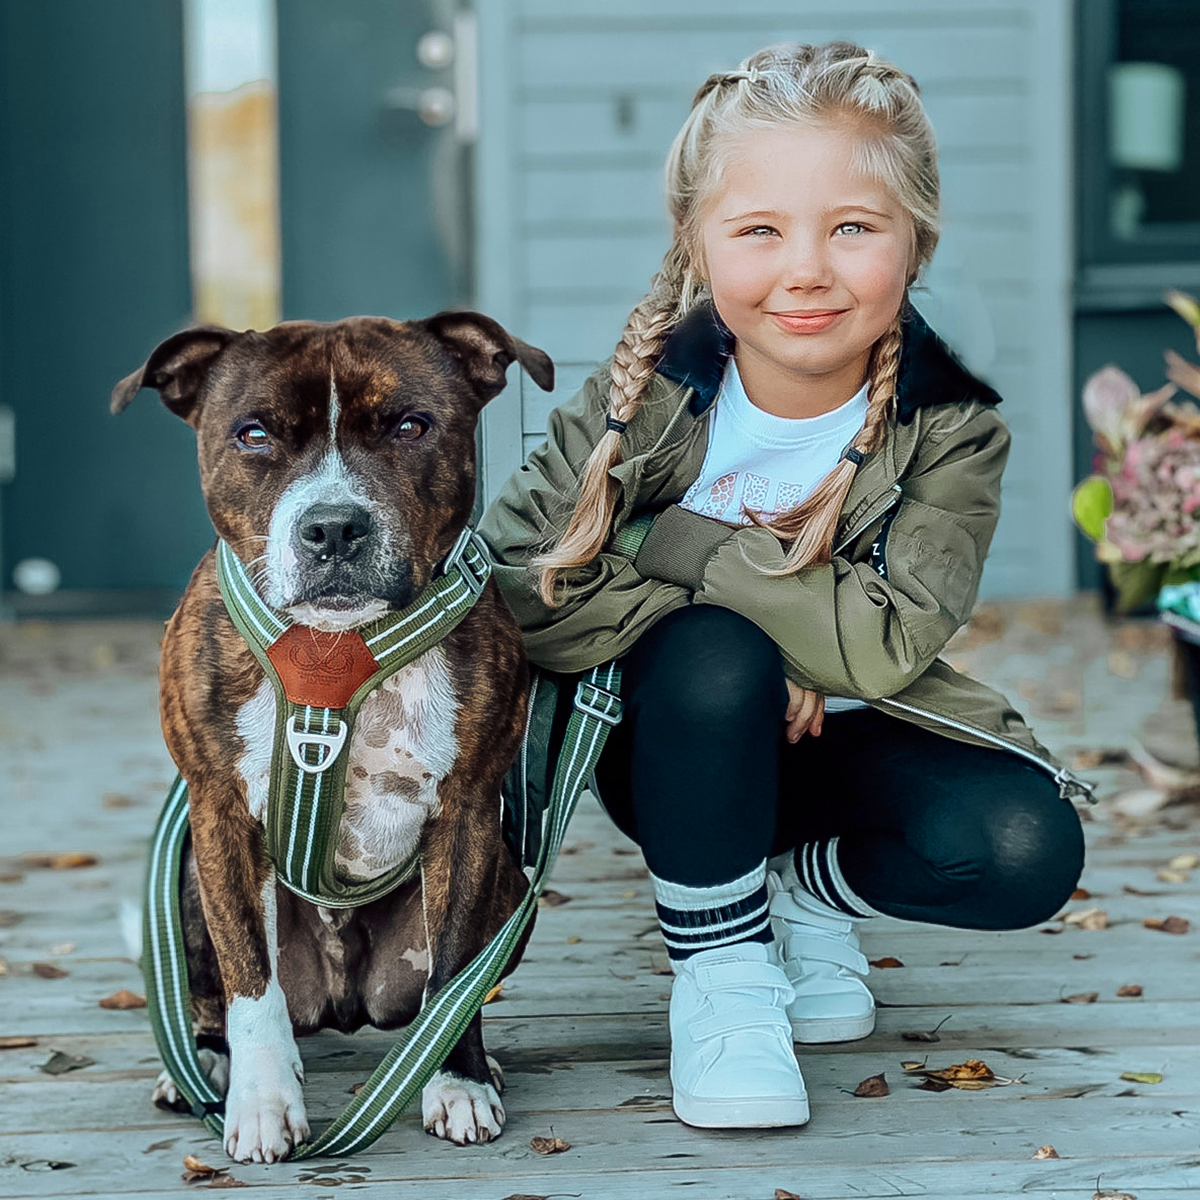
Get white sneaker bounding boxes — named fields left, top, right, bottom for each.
left=668, top=941, right=810, bottom=1128
left=767, top=871, right=876, bottom=1044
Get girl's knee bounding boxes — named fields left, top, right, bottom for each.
left=627, top=606, right=786, bottom=723
left=985, top=788, right=1085, bottom=927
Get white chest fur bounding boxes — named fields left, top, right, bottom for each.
left=234, top=646, right=459, bottom=882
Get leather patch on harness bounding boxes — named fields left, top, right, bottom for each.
left=266, top=627, right=378, bottom=708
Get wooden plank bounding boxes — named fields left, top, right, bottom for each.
left=517, top=0, right=1026, bottom=21
left=521, top=161, right=1032, bottom=226
left=8, top=1041, right=1200, bottom=1139
left=518, top=29, right=1029, bottom=91
left=1, top=1101, right=1195, bottom=1197
left=520, top=92, right=1027, bottom=159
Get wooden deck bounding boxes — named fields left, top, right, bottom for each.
left=1, top=604, right=1198, bottom=1199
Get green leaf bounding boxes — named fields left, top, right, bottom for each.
left=1071, top=476, right=1113, bottom=542
left=1108, top=558, right=1167, bottom=612
left=1119, top=1070, right=1163, bottom=1084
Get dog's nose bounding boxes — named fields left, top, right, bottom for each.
left=295, top=504, right=373, bottom=563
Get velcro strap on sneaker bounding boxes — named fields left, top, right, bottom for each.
left=785, top=934, right=869, bottom=976
left=769, top=889, right=855, bottom=934
left=689, top=1006, right=793, bottom=1042
left=693, top=959, right=793, bottom=994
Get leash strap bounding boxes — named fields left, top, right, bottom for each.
left=142, top=661, right=623, bottom=1158
left=215, top=530, right=490, bottom=907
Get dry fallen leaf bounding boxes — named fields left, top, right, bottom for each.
left=775, top=1191, right=802, bottom=1200
left=1168, top=853, right=1199, bottom=870
left=0, top=1036, right=37, bottom=1050
left=903, top=1058, right=1019, bottom=1091
left=868, top=956, right=904, bottom=969
left=1119, top=1071, right=1163, bottom=1084
left=1062, top=906, right=1109, bottom=930
left=1093, top=1190, right=1139, bottom=1199
left=1143, top=915, right=1190, bottom=934
left=32, top=962, right=68, bottom=979
left=1062, top=991, right=1099, bottom=1005
left=853, top=1072, right=889, bottom=1097
left=499, top=1195, right=549, bottom=1200
left=1157, top=868, right=1190, bottom=884
left=1033, top=1144, right=1061, bottom=1159
left=538, top=889, right=571, bottom=907
left=98, top=989, right=146, bottom=1010
left=207, top=1177, right=248, bottom=1190
left=47, top=942, right=75, bottom=956
left=21, top=852, right=98, bottom=870
left=1117, top=984, right=1144, bottom=997
left=483, top=982, right=505, bottom=1005
left=1071, top=887, right=1093, bottom=900
left=181, top=1154, right=228, bottom=1182
left=530, top=1135, right=571, bottom=1155
left=40, top=1051, right=95, bottom=1075
left=901, top=1016, right=951, bottom=1043
left=566, top=936, right=582, bottom=945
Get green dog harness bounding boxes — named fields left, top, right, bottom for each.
left=142, top=528, right=625, bottom=1157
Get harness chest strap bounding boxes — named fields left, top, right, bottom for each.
left=143, top=662, right=624, bottom=1157
left=215, top=530, right=491, bottom=908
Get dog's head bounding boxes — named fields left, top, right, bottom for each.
left=113, top=313, right=553, bottom=629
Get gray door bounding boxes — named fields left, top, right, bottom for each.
left=0, top=0, right=200, bottom=613
left=277, top=0, right=470, bottom=321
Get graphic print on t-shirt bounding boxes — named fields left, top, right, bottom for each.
left=690, top=470, right=808, bottom=522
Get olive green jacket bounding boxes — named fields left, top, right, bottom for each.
left=479, top=304, right=1093, bottom=801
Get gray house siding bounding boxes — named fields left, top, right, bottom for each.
left=476, top=0, right=1073, bottom=600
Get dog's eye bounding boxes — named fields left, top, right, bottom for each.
left=394, top=416, right=429, bottom=442
left=235, top=423, right=271, bottom=449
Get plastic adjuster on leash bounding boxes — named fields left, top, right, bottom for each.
left=574, top=679, right=623, bottom=726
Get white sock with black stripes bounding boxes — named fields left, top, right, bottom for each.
left=773, top=838, right=886, bottom=920
left=650, top=860, right=773, bottom=962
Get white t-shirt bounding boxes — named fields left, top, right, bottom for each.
left=681, top=357, right=870, bottom=714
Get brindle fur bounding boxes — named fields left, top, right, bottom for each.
left=118, top=314, right=550, bottom=1147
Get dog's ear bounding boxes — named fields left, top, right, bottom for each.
left=111, top=326, right=237, bottom=424
left=424, top=311, right=554, bottom=406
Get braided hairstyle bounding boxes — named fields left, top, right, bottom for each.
left=535, top=41, right=940, bottom=602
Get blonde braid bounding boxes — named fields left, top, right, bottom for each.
left=534, top=248, right=688, bottom=605
left=749, top=314, right=904, bottom=575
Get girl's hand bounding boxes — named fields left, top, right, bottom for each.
left=785, top=679, right=824, bottom=742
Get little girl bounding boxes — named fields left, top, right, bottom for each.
left=479, top=41, right=1089, bottom=1131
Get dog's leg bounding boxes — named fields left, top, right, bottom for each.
left=417, top=785, right=522, bottom=1145
left=187, top=790, right=309, bottom=1162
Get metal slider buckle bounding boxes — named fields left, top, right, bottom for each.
left=441, top=528, right=489, bottom=597
left=286, top=715, right=348, bottom=774
left=574, top=683, right=623, bottom=726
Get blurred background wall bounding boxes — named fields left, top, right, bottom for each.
left=0, top=0, right=1196, bottom=615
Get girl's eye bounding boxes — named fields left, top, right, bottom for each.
left=235, top=423, right=270, bottom=449
left=394, top=415, right=430, bottom=441
left=836, top=222, right=866, bottom=236
left=745, top=225, right=778, bottom=237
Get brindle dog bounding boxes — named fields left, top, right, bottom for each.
left=112, top=313, right=553, bottom=1162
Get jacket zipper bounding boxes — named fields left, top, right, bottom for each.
left=834, top=485, right=903, bottom=555
left=874, top=694, right=1096, bottom=803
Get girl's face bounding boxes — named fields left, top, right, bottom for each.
left=699, top=120, right=914, bottom=416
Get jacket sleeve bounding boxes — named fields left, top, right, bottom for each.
left=633, top=402, right=1010, bottom=698
left=477, top=364, right=690, bottom=674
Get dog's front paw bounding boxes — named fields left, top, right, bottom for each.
left=422, top=1069, right=505, bottom=1145
left=223, top=1055, right=309, bottom=1163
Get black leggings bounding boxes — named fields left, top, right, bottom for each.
left=591, top=606, right=1084, bottom=930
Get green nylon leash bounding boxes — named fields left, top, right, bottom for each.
left=143, top=662, right=623, bottom=1156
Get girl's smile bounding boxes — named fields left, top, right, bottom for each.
left=699, top=121, right=913, bottom=419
